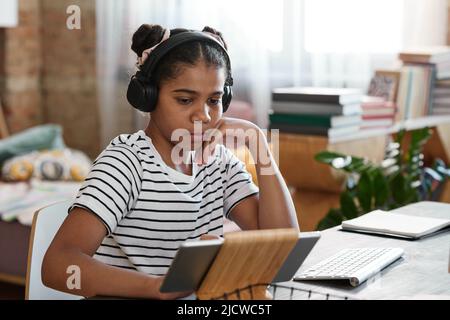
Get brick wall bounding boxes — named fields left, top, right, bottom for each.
left=40, top=0, right=100, bottom=158
left=0, top=0, right=43, bottom=134
left=0, top=0, right=100, bottom=159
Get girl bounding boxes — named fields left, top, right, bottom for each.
left=42, top=24, right=299, bottom=300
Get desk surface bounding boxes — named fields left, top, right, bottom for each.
left=277, top=201, right=450, bottom=300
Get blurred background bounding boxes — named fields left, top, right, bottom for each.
left=1, top=0, right=448, bottom=156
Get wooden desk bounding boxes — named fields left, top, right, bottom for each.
left=276, top=201, right=450, bottom=300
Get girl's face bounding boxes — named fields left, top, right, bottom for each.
left=150, top=60, right=226, bottom=149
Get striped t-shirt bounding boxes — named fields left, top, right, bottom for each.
left=69, top=130, right=259, bottom=276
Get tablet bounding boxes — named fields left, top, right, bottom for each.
left=159, top=231, right=321, bottom=292
left=272, top=231, right=321, bottom=283
left=159, top=238, right=223, bottom=293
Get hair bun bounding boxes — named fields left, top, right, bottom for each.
left=202, top=26, right=227, bottom=49
left=131, top=24, right=165, bottom=57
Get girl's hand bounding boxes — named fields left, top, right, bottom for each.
left=194, top=117, right=263, bottom=164
left=155, top=276, right=194, bottom=300
left=200, top=234, right=221, bottom=240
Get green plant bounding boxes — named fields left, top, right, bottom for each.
left=315, top=127, right=450, bottom=230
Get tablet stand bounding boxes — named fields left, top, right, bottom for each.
left=196, top=228, right=298, bottom=300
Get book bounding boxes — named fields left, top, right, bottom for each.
left=361, top=95, right=387, bottom=105
left=432, top=107, right=450, bottom=115
left=435, top=79, right=450, bottom=87
left=361, top=96, right=397, bottom=117
left=399, top=46, right=450, bottom=64
left=268, top=112, right=361, bottom=128
left=272, top=101, right=362, bottom=116
left=432, top=96, right=450, bottom=105
left=395, top=65, right=434, bottom=120
left=269, top=122, right=360, bottom=139
left=341, top=209, right=450, bottom=240
left=272, top=87, right=362, bottom=105
left=361, top=108, right=396, bottom=117
left=360, top=118, right=394, bottom=129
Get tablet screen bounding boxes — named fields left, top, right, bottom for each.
left=272, top=231, right=321, bottom=283
left=159, top=238, right=223, bottom=293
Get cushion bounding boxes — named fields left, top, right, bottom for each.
left=0, top=124, right=66, bottom=164
left=2, top=149, right=92, bottom=182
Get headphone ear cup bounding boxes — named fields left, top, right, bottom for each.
left=145, top=84, right=158, bottom=113
left=222, top=86, right=233, bottom=112
left=127, top=75, right=149, bottom=112
left=127, top=73, right=158, bottom=113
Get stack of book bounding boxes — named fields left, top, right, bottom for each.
left=399, top=47, right=450, bottom=79
left=398, top=46, right=450, bottom=117
left=268, top=87, right=363, bottom=139
left=432, top=79, right=450, bottom=115
left=360, top=95, right=396, bottom=129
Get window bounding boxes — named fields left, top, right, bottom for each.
left=304, top=0, right=404, bottom=54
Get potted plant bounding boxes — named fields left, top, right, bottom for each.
left=314, top=127, right=450, bottom=230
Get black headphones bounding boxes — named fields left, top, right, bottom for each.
left=127, top=30, right=233, bottom=113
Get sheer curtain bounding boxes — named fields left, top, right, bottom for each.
left=96, top=0, right=448, bottom=147
left=96, top=0, right=132, bottom=148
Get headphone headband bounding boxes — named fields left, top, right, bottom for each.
left=141, top=30, right=233, bottom=85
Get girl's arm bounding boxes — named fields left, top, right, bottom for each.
left=42, top=207, right=191, bottom=299
left=230, top=126, right=300, bottom=231
left=200, top=117, right=299, bottom=231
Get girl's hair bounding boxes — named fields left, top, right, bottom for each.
left=131, top=24, right=231, bottom=86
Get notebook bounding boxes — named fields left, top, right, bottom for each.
left=341, top=209, right=450, bottom=239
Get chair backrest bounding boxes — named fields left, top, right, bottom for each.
left=25, top=200, right=81, bottom=300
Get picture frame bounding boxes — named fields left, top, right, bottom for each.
left=367, top=69, right=401, bottom=102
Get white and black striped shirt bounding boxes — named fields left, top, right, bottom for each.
left=69, top=130, right=259, bottom=276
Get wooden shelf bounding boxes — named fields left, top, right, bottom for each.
left=278, top=133, right=388, bottom=192
left=330, top=115, right=450, bottom=143
left=233, top=116, right=450, bottom=231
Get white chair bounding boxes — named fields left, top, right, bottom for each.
left=25, top=200, right=82, bottom=300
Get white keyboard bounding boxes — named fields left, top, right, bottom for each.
left=294, top=247, right=404, bottom=287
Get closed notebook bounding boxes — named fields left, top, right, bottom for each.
left=341, top=210, right=450, bottom=239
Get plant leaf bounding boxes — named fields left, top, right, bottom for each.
left=356, top=171, right=373, bottom=213
left=390, top=172, right=407, bottom=204
left=410, top=127, right=432, bottom=146
left=373, top=169, right=389, bottom=207
left=314, top=151, right=367, bottom=173
left=316, top=208, right=344, bottom=230
left=314, top=151, right=347, bottom=164
left=340, top=192, right=359, bottom=219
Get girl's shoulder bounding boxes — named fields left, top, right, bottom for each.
left=102, top=130, right=155, bottom=163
